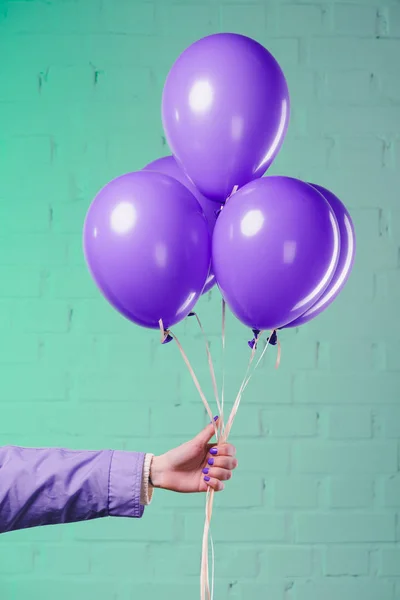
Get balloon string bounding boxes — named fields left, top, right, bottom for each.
left=190, top=312, right=222, bottom=423
left=220, top=300, right=226, bottom=437
left=159, top=318, right=219, bottom=600
left=275, top=337, right=282, bottom=369
left=158, top=319, right=218, bottom=441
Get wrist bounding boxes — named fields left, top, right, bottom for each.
left=149, top=455, right=165, bottom=489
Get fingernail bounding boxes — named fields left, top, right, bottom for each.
left=208, top=458, right=214, bottom=466
left=210, top=448, right=218, bottom=456
left=202, top=467, right=209, bottom=474
left=210, top=415, right=219, bottom=424
left=204, top=476, right=210, bottom=482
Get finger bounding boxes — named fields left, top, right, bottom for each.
left=206, top=456, right=238, bottom=470
left=203, top=476, right=224, bottom=492
left=207, top=443, right=236, bottom=457
left=203, top=466, right=232, bottom=481
left=194, top=417, right=219, bottom=445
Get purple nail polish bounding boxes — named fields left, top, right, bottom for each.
left=210, top=447, right=218, bottom=456
left=202, top=467, right=209, bottom=474
left=204, top=476, right=210, bottom=482
left=214, top=415, right=219, bottom=421
left=208, top=458, right=214, bottom=466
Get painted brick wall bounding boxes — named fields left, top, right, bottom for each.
left=0, top=0, right=399, bottom=599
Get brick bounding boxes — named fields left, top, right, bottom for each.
left=4, top=1, right=103, bottom=34
left=306, top=38, right=399, bottom=70
left=157, top=3, right=218, bottom=38
left=219, top=3, right=268, bottom=40
left=13, top=300, right=71, bottom=333
left=0, top=365, right=68, bottom=403
left=327, top=342, right=375, bottom=371
left=261, top=409, right=318, bottom=437
left=0, top=266, right=41, bottom=298
left=380, top=70, right=400, bottom=104
left=279, top=4, right=327, bottom=36
left=101, top=1, right=156, bottom=34
left=149, top=544, right=258, bottom=579
left=71, top=298, right=140, bottom=334
left=33, top=544, right=90, bottom=575
left=294, top=373, right=400, bottom=405
left=296, top=514, right=395, bottom=543
left=127, top=584, right=205, bottom=600
left=232, top=440, right=290, bottom=473
left=216, top=474, right=264, bottom=508
left=0, top=403, right=149, bottom=438
left=0, top=545, right=34, bottom=574
left=0, top=579, right=130, bottom=600
left=379, top=408, right=400, bottom=437
left=334, top=4, right=377, bottom=36
left=388, top=6, right=400, bottom=37
left=73, top=512, right=175, bottom=542
left=321, top=71, right=375, bottom=106
left=0, top=334, right=38, bottom=364
left=48, top=266, right=98, bottom=299
left=67, top=234, right=87, bottom=266
left=295, top=580, right=394, bottom=600
left=328, top=409, right=371, bottom=439
left=39, top=65, right=94, bottom=102
left=89, top=543, right=151, bottom=577
left=39, top=333, right=102, bottom=369
left=273, top=476, right=319, bottom=508
left=293, top=441, right=397, bottom=474
left=151, top=405, right=210, bottom=439
left=236, top=583, right=286, bottom=600
left=381, top=549, right=400, bottom=576
left=0, top=234, right=67, bottom=267
left=277, top=137, right=332, bottom=171
left=329, top=477, right=374, bottom=508
left=324, top=547, right=369, bottom=576
left=259, top=547, right=313, bottom=577
left=0, top=203, right=52, bottom=234
left=92, top=66, right=152, bottom=102
left=184, top=512, right=287, bottom=543
left=385, top=476, right=400, bottom=507
left=383, top=342, right=400, bottom=371
left=306, top=106, right=400, bottom=137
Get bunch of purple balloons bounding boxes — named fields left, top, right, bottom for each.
left=83, top=33, right=356, bottom=336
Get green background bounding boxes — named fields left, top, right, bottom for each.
left=0, top=0, right=399, bottom=599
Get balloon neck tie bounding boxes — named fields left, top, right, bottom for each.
left=162, top=333, right=173, bottom=344
left=268, top=330, right=278, bottom=346
left=158, top=319, right=173, bottom=344
left=188, top=312, right=195, bottom=317
left=248, top=329, right=261, bottom=350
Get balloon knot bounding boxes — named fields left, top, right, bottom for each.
left=161, top=330, right=173, bottom=344
left=188, top=312, right=195, bottom=317
left=248, top=329, right=261, bottom=349
left=268, top=330, right=278, bottom=346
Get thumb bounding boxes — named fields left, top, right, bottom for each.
left=194, top=416, right=219, bottom=445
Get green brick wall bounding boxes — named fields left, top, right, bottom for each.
left=0, top=0, right=399, bottom=599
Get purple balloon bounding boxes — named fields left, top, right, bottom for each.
left=162, top=33, right=290, bottom=202
left=285, top=184, right=356, bottom=328
left=83, top=171, right=211, bottom=329
left=212, top=177, right=340, bottom=331
left=143, top=155, right=221, bottom=294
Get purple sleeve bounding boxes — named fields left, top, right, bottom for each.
left=0, top=446, right=145, bottom=534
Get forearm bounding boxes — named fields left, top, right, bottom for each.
left=0, top=446, right=146, bottom=534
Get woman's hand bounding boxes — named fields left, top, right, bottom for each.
left=150, top=419, right=238, bottom=493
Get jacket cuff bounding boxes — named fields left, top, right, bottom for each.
left=140, top=453, right=154, bottom=505
left=108, top=450, right=145, bottom=518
